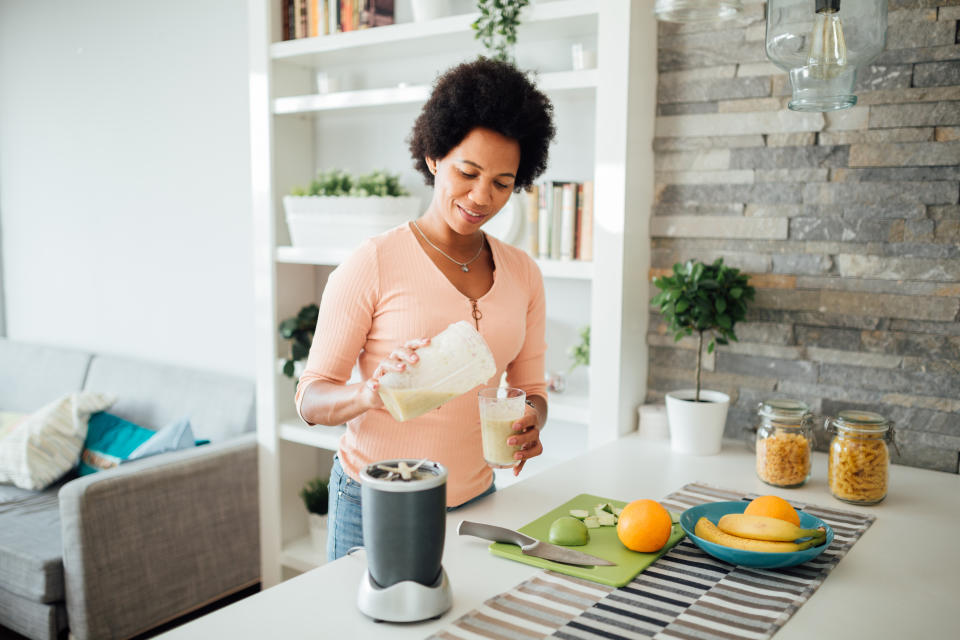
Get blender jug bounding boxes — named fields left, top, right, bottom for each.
left=377, top=321, right=496, bottom=422
left=357, top=459, right=452, bottom=622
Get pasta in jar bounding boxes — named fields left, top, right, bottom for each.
left=827, top=410, right=892, bottom=505
left=755, top=399, right=813, bottom=488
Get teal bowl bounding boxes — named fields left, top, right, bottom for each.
left=679, top=501, right=833, bottom=569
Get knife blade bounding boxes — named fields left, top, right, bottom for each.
left=458, top=520, right=616, bottom=567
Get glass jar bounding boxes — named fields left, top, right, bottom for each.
left=755, top=398, right=813, bottom=488
left=826, top=410, right=894, bottom=505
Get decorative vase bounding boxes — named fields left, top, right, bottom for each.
left=665, top=389, right=730, bottom=455
left=283, top=195, right=420, bottom=250
left=308, top=512, right=328, bottom=552
left=411, top=0, right=452, bottom=22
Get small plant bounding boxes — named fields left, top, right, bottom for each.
left=568, top=325, right=590, bottom=373
left=279, top=303, right=319, bottom=379
left=651, top=259, right=755, bottom=402
left=472, top=0, right=531, bottom=63
left=290, top=169, right=410, bottom=197
left=300, top=476, right=329, bottom=515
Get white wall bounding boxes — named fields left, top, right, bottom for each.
left=0, top=0, right=254, bottom=377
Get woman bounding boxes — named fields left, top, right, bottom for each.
left=295, top=58, right=556, bottom=561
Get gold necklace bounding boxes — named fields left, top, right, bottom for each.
left=412, top=221, right=485, bottom=273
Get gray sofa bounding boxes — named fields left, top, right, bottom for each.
left=0, top=339, right=259, bottom=640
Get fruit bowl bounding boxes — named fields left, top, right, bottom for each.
left=679, top=501, right=834, bottom=569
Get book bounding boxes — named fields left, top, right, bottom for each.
left=361, top=0, right=395, bottom=28
left=537, top=182, right=552, bottom=259
left=549, top=182, right=564, bottom=260
left=524, top=185, right=539, bottom=258
left=308, top=0, right=319, bottom=37
left=559, top=182, right=577, bottom=261
left=282, top=0, right=293, bottom=40
left=577, top=181, right=594, bottom=261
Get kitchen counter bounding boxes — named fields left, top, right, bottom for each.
left=160, top=435, right=960, bottom=639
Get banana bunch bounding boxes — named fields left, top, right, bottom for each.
left=695, top=513, right=826, bottom=553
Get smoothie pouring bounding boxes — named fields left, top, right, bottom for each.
left=377, top=321, right=496, bottom=422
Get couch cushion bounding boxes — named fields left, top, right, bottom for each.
left=82, top=355, right=255, bottom=442
left=0, top=582, right=67, bottom=640
left=0, top=339, right=92, bottom=412
left=0, top=392, right=116, bottom=490
left=0, top=480, right=70, bottom=603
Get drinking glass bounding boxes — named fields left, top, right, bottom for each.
left=478, top=387, right=526, bottom=468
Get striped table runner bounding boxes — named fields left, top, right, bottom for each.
left=431, top=482, right=875, bottom=640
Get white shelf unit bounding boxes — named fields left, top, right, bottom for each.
left=249, top=0, right=656, bottom=587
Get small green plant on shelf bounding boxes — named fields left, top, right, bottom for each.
left=650, top=258, right=755, bottom=402
left=289, top=169, right=410, bottom=197
left=472, top=0, right=531, bottom=63
left=300, top=476, right=329, bottom=516
left=279, top=303, right=318, bottom=379
left=568, top=325, right=590, bottom=373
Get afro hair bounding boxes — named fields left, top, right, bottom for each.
left=408, top=58, right=555, bottom=192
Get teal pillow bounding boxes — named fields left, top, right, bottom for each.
left=79, top=412, right=153, bottom=475
left=79, top=413, right=206, bottom=475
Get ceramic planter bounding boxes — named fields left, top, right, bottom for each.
left=665, top=389, right=730, bottom=455
left=308, top=512, right=328, bottom=552
left=283, top=195, right=420, bottom=250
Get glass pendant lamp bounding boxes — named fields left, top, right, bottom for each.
left=766, top=0, right=887, bottom=112
left=654, top=0, right=743, bottom=22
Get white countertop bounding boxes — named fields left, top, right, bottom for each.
left=161, top=435, right=960, bottom=639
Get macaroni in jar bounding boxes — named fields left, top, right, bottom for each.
left=827, top=410, right=893, bottom=505
left=755, top=399, right=813, bottom=488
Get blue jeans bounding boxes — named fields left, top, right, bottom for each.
left=326, top=455, right=496, bottom=562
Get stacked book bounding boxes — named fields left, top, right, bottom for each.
left=282, top=0, right=394, bottom=40
left=522, top=181, right=594, bottom=262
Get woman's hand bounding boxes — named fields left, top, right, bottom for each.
left=360, top=337, right=431, bottom=409
left=508, top=401, right=544, bottom=476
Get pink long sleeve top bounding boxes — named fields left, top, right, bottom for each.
left=295, top=223, right=547, bottom=506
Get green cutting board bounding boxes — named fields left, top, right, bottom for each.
left=489, top=493, right=686, bottom=587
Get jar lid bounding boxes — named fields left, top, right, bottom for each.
left=758, top=398, right=810, bottom=419
left=834, top=410, right=890, bottom=433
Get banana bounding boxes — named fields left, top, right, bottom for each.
left=717, top=513, right=825, bottom=542
left=695, top=517, right=825, bottom=553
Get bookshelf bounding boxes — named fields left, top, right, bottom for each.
left=249, top=0, right=656, bottom=586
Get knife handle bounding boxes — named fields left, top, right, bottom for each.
left=458, top=520, right=535, bottom=546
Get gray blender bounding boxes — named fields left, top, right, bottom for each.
left=357, top=459, right=452, bottom=622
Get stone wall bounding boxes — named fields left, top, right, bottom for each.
left=648, top=0, right=960, bottom=472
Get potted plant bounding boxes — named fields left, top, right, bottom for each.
left=279, top=303, right=318, bottom=380
left=283, top=169, right=419, bottom=250
left=651, top=258, right=755, bottom=455
left=300, top=476, right=329, bottom=552
left=472, top=0, right=531, bottom=63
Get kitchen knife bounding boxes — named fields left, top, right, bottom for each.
left=458, top=520, right=616, bottom=567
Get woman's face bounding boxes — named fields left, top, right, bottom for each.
left=426, top=127, right=521, bottom=236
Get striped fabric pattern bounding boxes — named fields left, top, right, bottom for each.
left=0, top=392, right=115, bottom=490
left=434, top=482, right=875, bottom=640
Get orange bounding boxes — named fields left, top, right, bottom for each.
left=616, top=499, right=672, bottom=552
left=744, top=494, right=800, bottom=526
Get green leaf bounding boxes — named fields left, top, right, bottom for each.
left=707, top=340, right=715, bottom=354
left=731, top=287, right=743, bottom=299
left=715, top=298, right=726, bottom=313
left=675, top=299, right=690, bottom=313
left=282, top=360, right=295, bottom=378
left=717, top=314, right=731, bottom=329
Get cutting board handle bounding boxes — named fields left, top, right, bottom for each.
left=458, top=520, right=535, bottom=547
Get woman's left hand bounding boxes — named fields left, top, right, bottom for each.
left=508, top=403, right=543, bottom=476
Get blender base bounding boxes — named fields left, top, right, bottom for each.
left=357, top=567, right=452, bottom=623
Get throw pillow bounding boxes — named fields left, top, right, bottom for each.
left=80, top=413, right=204, bottom=475
left=127, top=416, right=198, bottom=460
left=0, top=392, right=116, bottom=490
left=79, top=412, right=155, bottom=475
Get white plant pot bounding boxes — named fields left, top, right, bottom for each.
left=283, top=195, right=420, bottom=251
left=411, top=0, right=452, bottom=22
left=665, top=389, right=730, bottom=456
left=308, top=513, right=328, bottom=552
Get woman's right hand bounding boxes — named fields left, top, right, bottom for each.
left=360, top=337, right=431, bottom=409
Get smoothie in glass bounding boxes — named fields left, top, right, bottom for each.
left=478, top=387, right=525, bottom=468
